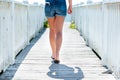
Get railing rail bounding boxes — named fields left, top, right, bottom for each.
left=72, top=1, right=120, bottom=79
left=0, top=1, right=45, bottom=72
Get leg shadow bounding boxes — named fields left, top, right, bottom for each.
left=47, top=63, right=84, bottom=80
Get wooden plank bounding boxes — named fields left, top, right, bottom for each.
left=0, top=23, right=116, bottom=80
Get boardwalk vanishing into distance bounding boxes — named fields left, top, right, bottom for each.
left=0, top=23, right=115, bottom=80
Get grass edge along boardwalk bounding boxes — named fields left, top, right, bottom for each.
left=0, top=23, right=116, bottom=80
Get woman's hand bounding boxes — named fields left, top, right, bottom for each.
left=68, top=5, right=72, bottom=14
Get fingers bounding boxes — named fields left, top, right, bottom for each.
left=68, top=6, right=72, bottom=14
left=68, top=9, right=72, bottom=14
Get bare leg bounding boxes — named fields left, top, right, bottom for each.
left=54, top=16, right=65, bottom=60
left=47, top=18, right=56, bottom=58
left=47, top=16, right=65, bottom=61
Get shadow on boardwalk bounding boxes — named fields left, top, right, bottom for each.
left=47, top=63, right=84, bottom=80
left=0, top=23, right=116, bottom=80
left=0, top=28, right=46, bottom=80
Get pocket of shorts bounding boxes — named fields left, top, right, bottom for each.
left=45, top=4, right=51, bottom=12
left=60, top=6, right=66, bottom=11
left=58, top=0, right=65, bottom=3
left=60, top=4, right=67, bottom=11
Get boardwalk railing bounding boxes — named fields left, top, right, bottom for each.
left=0, top=1, right=45, bottom=73
left=72, top=1, right=120, bottom=78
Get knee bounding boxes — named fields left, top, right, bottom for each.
left=50, top=24, right=56, bottom=33
left=56, top=32, right=62, bottom=37
left=50, top=28, right=56, bottom=34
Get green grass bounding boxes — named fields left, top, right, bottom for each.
left=44, top=21, right=76, bottom=29
left=70, top=22, right=76, bottom=29
left=44, top=20, right=49, bottom=28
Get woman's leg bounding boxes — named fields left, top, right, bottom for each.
left=47, top=18, right=56, bottom=59
left=54, top=16, right=65, bottom=60
left=47, top=16, right=65, bottom=61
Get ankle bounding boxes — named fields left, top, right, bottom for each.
left=55, top=57, right=59, bottom=60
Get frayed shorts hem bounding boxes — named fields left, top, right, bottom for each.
left=46, top=15, right=66, bottom=18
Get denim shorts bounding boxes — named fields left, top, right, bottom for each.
left=45, top=0, right=67, bottom=18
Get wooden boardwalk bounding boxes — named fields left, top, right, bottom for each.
left=0, top=23, right=115, bottom=80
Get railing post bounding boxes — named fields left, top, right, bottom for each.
left=101, top=1, right=106, bottom=66
left=0, top=12, right=3, bottom=72
left=87, top=0, right=93, bottom=4
left=10, top=0, right=15, bottom=64
left=23, top=0, right=28, bottom=4
left=26, top=3, right=30, bottom=45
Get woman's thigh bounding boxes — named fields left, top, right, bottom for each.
left=55, top=16, right=65, bottom=32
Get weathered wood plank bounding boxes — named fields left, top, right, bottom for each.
left=0, top=23, right=115, bottom=80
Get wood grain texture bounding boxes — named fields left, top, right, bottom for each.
left=0, top=23, right=115, bottom=80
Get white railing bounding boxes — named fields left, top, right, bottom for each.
left=72, top=1, right=120, bottom=79
left=0, top=1, right=45, bottom=73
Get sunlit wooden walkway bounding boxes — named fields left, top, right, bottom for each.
left=0, top=23, right=115, bottom=80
